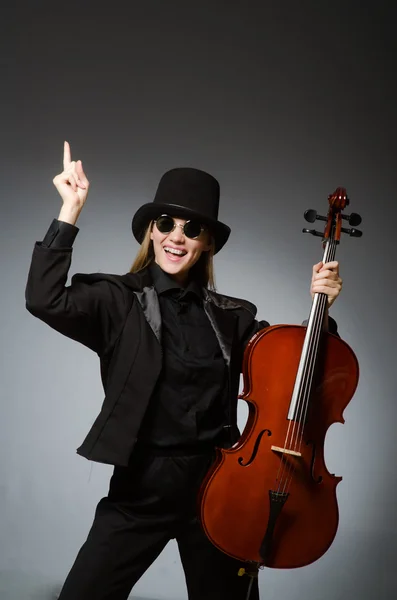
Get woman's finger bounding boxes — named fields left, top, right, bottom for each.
left=314, top=269, right=338, bottom=281
left=75, top=160, right=88, bottom=187
left=312, top=278, right=341, bottom=289
left=312, top=262, right=323, bottom=275
left=63, top=141, right=72, bottom=170
left=66, top=171, right=78, bottom=192
left=320, top=261, right=339, bottom=273
left=65, top=160, right=86, bottom=189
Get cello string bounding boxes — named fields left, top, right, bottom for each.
left=275, top=312, right=318, bottom=492
left=278, top=300, right=322, bottom=494
left=297, top=239, right=336, bottom=453
left=280, top=291, right=326, bottom=493
left=276, top=298, right=321, bottom=493
left=294, top=241, right=334, bottom=434
left=278, top=261, right=327, bottom=491
left=290, top=241, right=334, bottom=466
left=279, top=239, right=336, bottom=493
left=275, top=420, right=294, bottom=492
left=293, top=238, right=334, bottom=454
left=277, top=294, right=325, bottom=491
left=295, top=292, right=328, bottom=449
left=276, top=317, right=318, bottom=493
left=276, top=236, right=337, bottom=493
left=282, top=241, right=336, bottom=493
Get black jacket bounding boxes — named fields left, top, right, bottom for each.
left=26, top=242, right=269, bottom=466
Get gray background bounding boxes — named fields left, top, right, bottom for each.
left=1, top=1, right=396, bottom=599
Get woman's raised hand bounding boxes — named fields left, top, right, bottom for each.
left=53, top=142, right=90, bottom=224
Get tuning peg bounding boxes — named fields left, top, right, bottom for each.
left=304, top=209, right=327, bottom=223
left=302, top=228, right=324, bottom=237
left=341, top=212, right=362, bottom=226
left=341, top=227, right=363, bottom=237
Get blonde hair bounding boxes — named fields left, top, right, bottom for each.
left=129, top=220, right=216, bottom=290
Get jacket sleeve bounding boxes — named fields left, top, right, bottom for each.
left=240, top=316, right=270, bottom=353
left=42, top=218, right=79, bottom=248
left=25, top=225, right=130, bottom=355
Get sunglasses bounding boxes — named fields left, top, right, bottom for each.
left=154, top=214, right=207, bottom=240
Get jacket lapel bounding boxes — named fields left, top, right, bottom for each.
left=203, top=293, right=237, bottom=366
left=134, top=286, right=162, bottom=344
left=120, top=270, right=162, bottom=344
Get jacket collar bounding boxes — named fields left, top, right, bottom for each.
left=149, top=262, right=202, bottom=300
left=119, top=268, right=153, bottom=291
left=120, top=267, right=237, bottom=365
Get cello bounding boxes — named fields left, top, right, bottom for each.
left=199, top=188, right=361, bottom=580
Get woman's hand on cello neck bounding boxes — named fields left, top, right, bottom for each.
left=52, top=141, right=90, bottom=226
left=311, top=261, right=343, bottom=309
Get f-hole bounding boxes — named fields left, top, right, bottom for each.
left=307, top=440, right=323, bottom=484
left=238, top=429, right=271, bottom=466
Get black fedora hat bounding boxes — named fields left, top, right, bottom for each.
left=131, top=167, right=231, bottom=254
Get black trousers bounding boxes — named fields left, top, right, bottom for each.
left=58, top=447, right=260, bottom=600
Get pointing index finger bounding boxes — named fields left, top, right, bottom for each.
left=63, top=140, right=72, bottom=170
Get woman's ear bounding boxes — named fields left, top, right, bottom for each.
left=203, top=232, right=213, bottom=252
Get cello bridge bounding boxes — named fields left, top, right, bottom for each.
left=271, top=445, right=302, bottom=457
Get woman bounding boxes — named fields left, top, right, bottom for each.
left=26, top=142, right=342, bottom=600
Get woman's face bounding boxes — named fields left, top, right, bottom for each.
left=150, top=216, right=211, bottom=285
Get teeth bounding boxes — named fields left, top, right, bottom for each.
left=164, top=247, right=186, bottom=256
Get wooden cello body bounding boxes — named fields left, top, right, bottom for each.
left=199, top=188, right=361, bottom=569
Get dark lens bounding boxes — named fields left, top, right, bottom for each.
left=184, top=220, right=203, bottom=239
left=156, top=215, right=174, bottom=234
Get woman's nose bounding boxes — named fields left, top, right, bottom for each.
left=170, top=223, right=185, bottom=242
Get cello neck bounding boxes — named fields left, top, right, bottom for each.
left=287, top=238, right=338, bottom=422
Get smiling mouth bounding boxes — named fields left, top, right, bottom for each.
left=163, top=247, right=187, bottom=259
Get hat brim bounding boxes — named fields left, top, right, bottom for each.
left=132, top=203, right=230, bottom=254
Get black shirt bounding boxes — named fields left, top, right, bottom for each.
left=138, top=263, right=228, bottom=449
